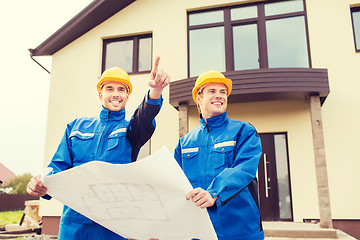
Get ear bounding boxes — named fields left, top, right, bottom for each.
left=196, top=94, right=202, bottom=105
left=98, top=91, right=103, bottom=100
left=196, top=103, right=202, bottom=114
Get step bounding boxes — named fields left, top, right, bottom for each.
left=263, top=222, right=338, bottom=238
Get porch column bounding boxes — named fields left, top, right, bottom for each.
left=309, top=95, right=333, bottom=228
left=179, top=104, right=188, bottom=138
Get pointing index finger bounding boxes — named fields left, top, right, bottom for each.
left=152, top=56, right=160, bottom=74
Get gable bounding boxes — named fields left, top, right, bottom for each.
left=30, top=0, right=135, bottom=56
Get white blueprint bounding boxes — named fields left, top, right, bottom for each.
left=42, top=146, right=218, bottom=240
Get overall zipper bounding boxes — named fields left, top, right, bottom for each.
left=96, top=112, right=110, bottom=157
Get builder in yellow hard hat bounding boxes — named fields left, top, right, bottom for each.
left=27, top=57, right=170, bottom=240
left=174, top=70, right=264, bottom=240
left=191, top=70, right=232, bottom=119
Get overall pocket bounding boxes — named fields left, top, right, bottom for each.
left=107, top=130, right=127, bottom=151
left=69, top=131, right=95, bottom=164
left=107, top=128, right=131, bottom=164
left=181, top=148, right=200, bottom=187
left=213, top=141, right=236, bottom=174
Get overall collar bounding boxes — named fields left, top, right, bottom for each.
left=100, top=107, right=125, bottom=122
left=200, top=111, right=228, bottom=130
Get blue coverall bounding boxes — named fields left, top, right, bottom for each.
left=174, top=111, right=264, bottom=240
left=44, top=93, right=162, bottom=240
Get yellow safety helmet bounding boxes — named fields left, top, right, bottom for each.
left=192, top=70, right=232, bottom=104
left=96, top=67, right=133, bottom=94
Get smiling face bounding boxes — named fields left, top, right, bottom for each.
left=196, top=83, right=228, bottom=120
left=99, top=81, right=129, bottom=112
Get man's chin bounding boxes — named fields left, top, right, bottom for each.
left=106, top=106, right=124, bottom=112
left=213, top=109, right=226, bottom=115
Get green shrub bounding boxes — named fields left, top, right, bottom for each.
left=7, top=173, right=33, bottom=194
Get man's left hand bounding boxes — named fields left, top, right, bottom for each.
left=148, top=56, right=170, bottom=99
left=186, top=187, right=218, bottom=208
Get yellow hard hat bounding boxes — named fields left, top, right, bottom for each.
left=96, top=67, right=133, bottom=94
left=192, top=70, right=232, bottom=104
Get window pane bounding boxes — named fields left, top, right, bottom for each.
left=266, top=16, right=309, bottom=68
left=231, top=5, right=257, bottom=21
left=274, top=134, right=292, bottom=220
left=352, top=10, right=360, bottom=51
left=189, top=11, right=224, bottom=26
left=265, top=0, right=303, bottom=16
left=233, top=24, right=259, bottom=70
left=105, top=40, right=133, bottom=72
left=189, top=27, right=225, bottom=77
left=138, top=37, right=152, bottom=72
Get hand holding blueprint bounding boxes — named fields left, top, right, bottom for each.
left=42, top=146, right=217, bottom=240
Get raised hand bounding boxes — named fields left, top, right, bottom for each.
left=148, top=56, right=170, bottom=99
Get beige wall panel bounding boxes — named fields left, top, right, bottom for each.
left=39, top=198, right=63, bottom=217
left=306, top=0, right=360, bottom=218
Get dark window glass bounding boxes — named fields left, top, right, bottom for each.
left=105, top=40, right=133, bottom=72
left=231, top=5, right=257, bottom=20
left=266, top=16, right=309, bottom=68
left=189, top=10, right=224, bottom=26
left=264, top=0, right=303, bottom=16
left=138, top=38, right=152, bottom=72
left=233, top=24, right=259, bottom=70
left=274, top=134, right=292, bottom=220
left=351, top=7, right=360, bottom=51
left=103, top=34, right=152, bottom=73
left=189, top=27, right=225, bottom=77
left=188, top=0, right=310, bottom=76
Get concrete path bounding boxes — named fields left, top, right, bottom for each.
left=263, top=221, right=357, bottom=240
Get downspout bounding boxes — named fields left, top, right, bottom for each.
left=28, top=49, right=51, bottom=74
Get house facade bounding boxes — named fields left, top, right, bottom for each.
left=31, top=0, right=360, bottom=237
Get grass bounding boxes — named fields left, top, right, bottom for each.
left=0, top=210, right=25, bottom=239
left=0, top=210, right=23, bottom=227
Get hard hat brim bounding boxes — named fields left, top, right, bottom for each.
left=192, top=77, right=232, bottom=104
left=96, top=77, right=133, bottom=94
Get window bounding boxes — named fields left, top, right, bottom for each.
left=102, top=34, right=152, bottom=73
left=351, top=7, right=360, bottom=52
left=188, top=0, right=310, bottom=77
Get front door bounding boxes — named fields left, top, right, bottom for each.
left=258, top=133, right=293, bottom=221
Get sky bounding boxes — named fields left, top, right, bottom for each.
left=0, top=0, right=94, bottom=176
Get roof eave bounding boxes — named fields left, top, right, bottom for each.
left=31, top=0, right=135, bottom=56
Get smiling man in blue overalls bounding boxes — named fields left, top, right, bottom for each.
left=27, top=57, right=170, bottom=240
left=175, top=70, right=264, bottom=240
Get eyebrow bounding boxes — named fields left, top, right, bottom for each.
left=117, top=86, right=127, bottom=91
left=105, top=85, right=126, bottom=90
left=207, top=87, right=227, bottom=92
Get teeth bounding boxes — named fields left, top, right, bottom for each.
left=213, top=102, right=222, bottom=105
